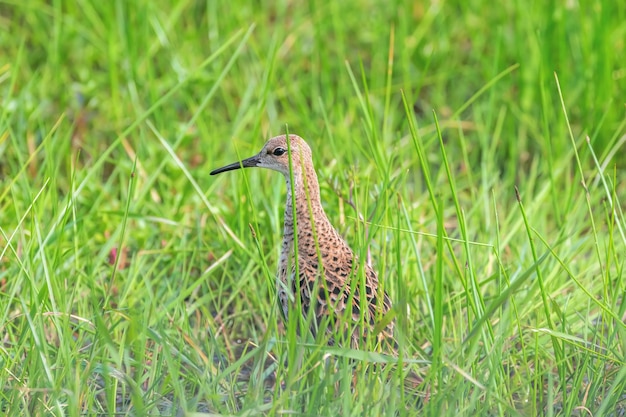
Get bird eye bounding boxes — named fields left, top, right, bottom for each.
left=272, top=148, right=286, bottom=156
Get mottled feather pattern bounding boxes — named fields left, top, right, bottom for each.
left=211, top=134, right=395, bottom=350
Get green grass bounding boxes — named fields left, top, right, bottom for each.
left=1, top=0, right=626, bottom=415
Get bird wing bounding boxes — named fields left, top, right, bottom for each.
left=293, top=243, right=394, bottom=347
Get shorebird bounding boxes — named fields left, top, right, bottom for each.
left=210, top=134, right=395, bottom=350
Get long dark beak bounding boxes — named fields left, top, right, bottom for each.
left=210, top=155, right=261, bottom=175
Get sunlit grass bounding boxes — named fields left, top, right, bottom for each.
left=1, top=0, right=625, bottom=415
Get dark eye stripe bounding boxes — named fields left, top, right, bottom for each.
left=272, top=148, right=286, bottom=156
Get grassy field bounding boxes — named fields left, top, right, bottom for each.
left=1, top=0, right=626, bottom=415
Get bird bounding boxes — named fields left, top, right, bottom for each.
left=210, top=134, right=395, bottom=351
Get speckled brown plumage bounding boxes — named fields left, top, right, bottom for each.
left=210, top=134, right=394, bottom=350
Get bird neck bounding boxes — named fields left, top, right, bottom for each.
left=283, top=163, right=330, bottom=243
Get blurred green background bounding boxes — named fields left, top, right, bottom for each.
left=1, top=0, right=625, bottom=415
